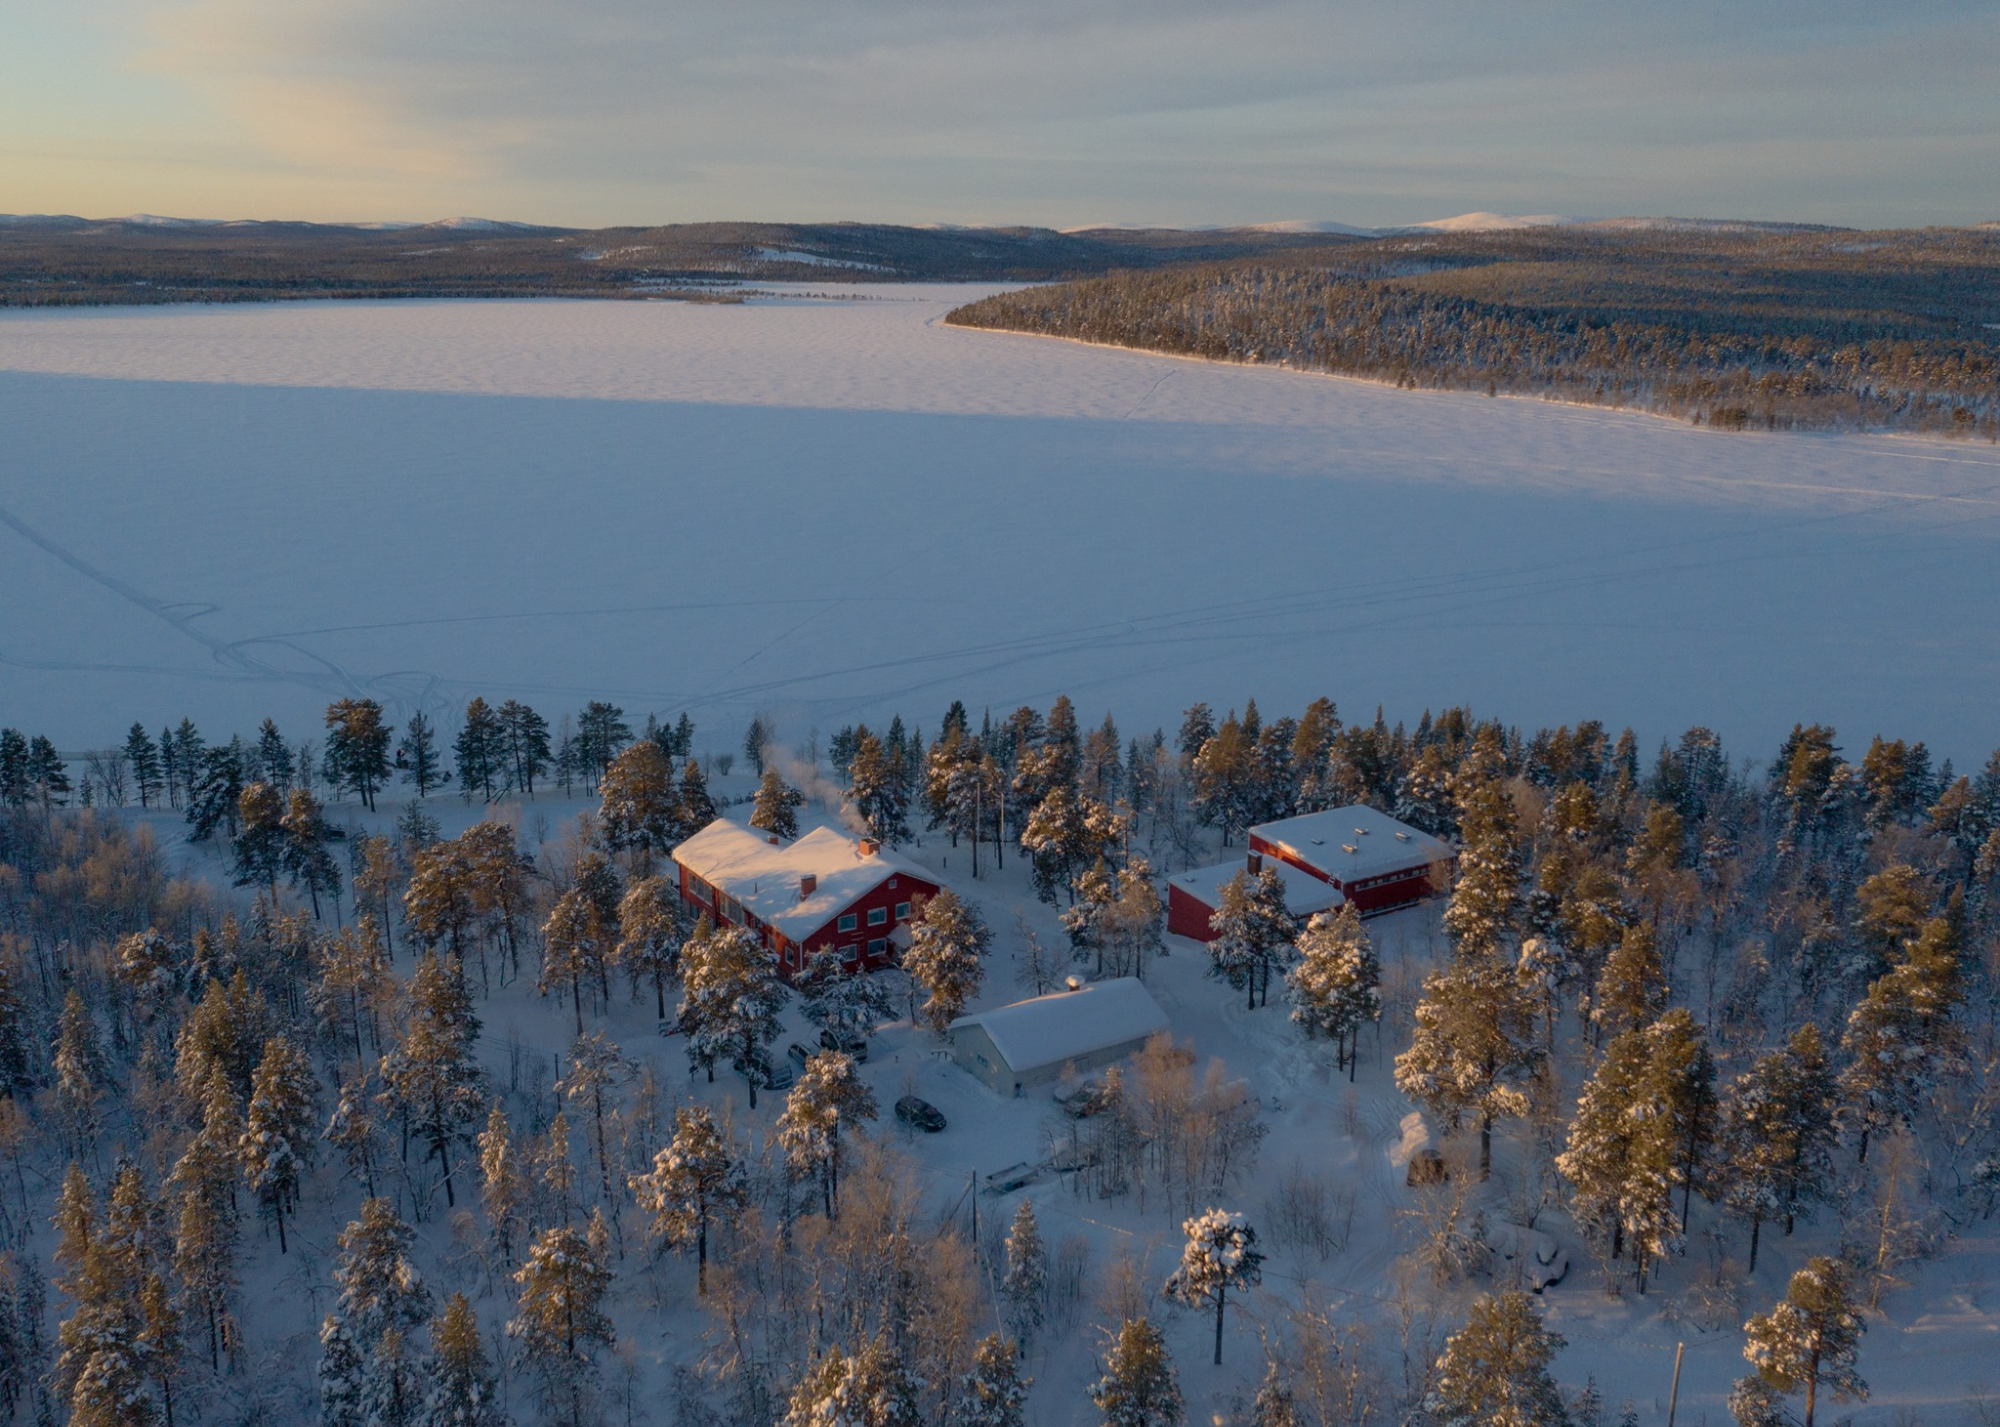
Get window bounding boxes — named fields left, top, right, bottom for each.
left=691, top=876, right=714, bottom=903
left=867, top=907, right=888, bottom=927
left=837, top=912, right=858, bottom=933
left=840, top=943, right=860, bottom=963
left=718, top=895, right=741, bottom=923
left=867, top=938, right=888, bottom=957
left=894, top=902, right=910, bottom=920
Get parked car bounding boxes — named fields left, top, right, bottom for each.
left=820, top=1027, right=869, bottom=1062
left=740, top=1051, right=792, bottom=1093
left=1054, top=1077, right=1113, bottom=1119
left=894, top=1095, right=946, bottom=1133
left=786, top=1042, right=814, bottom=1073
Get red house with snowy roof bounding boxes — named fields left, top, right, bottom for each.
left=1166, top=805, right=1455, bottom=942
left=671, top=817, right=942, bottom=978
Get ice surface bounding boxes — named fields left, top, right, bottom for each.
left=2, top=288, right=1997, bottom=766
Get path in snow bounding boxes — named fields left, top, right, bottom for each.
left=3, top=290, right=1997, bottom=763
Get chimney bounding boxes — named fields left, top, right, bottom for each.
left=859, top=838, right=880, bottom=858
left=1247, top=852, right=1262, bottom=874
left=799, top=874, right=817, bottom=901
left=1064, top=975, right=1084, bottom=993
left=767, top=835, right=780, bottom=846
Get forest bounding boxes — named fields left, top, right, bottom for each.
left=945, top=226, right=2000, bottom=436
left=0, top=685, right=1997, bottom=1427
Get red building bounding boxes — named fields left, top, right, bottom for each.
left=1167, top=805, right=1455, bottom=942
left=671, top=818, right=942, bottom=977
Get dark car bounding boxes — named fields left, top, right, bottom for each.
left=894, top=1095, right=946, bottom=1133
left=739, top=1051, right=793, bottom=1093
left=786, top=1042, right=815, bottom=1073
left=820, top=1027, right=869, bottom=1063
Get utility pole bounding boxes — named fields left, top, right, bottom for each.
left=1666, top=1341, right=1685, bottom=1427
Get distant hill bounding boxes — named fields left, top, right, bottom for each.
left=0, top=217, right=1370, bottom=306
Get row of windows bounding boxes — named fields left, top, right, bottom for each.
left=835, top=901, right=911, bottom=933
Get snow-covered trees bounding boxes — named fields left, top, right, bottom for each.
left=1426, top=1290, right=1567, bottom=1427
left=541, top=883, right=616, bottom=1036
left=904, top=889, right=989, bottom=1034
left=1090, top=1317, right=1183, bottom=1427
left=1838, top=913, right=1961, bottom=1161
left=1442, top=770, right=1522, bottom=957
left=615, top=874, right=685, bottom=1020
left=962, top=1332, right=1029, bottom=1427
left=323, top=699, right=393, bottom=812
left=777, top=1051, right=878, bottom=1218
left=796, top=949, right=896, bottom=1047
left=1207, top=868, right=1295, bottom=1009
left=598, top=742, right=680, bottom=858
left=750, top=766, right=804, bottom=842
left=239, top=1035, right=319, bottom=1253
left=510, top=1214, right=615, bottom=1427
left=378, top=951, right=486, bottom=1207
left=1394, top=949, right=1539, bottom=1178
left=848, top=728, right=912, bottom=847
left=422, top=1292, right=501, bottom=1427
left=1717, top=1024, right=1837, bottom=1270
left=675, top=918, right=785, bottom=1106
left=1555, top=1025, right=1679, bottom=1291
left=629, top=1104, right=744, bottom=1293
left=1285, top=905, right=1380, bottom=1075
left=1735, top=1257, right=1867, bottom=1427
left=1001, top=1199, right=1047, bottom=1346
left=782, top=1336, right=922, bottom=1427
left=1163, top=1208, right=1264, bottom=1365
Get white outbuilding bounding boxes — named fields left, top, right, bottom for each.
left=948, top=977, right=1169, bottom=1097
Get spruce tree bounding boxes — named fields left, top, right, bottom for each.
left=421, top=1292, right=501, bottom=1427
left=1001, top=1199, right=1047, bottom=1345
left=256, top=718, right=293, bottom=789
left=542, top=886, right=615, bottom=1036
left=496, top=700, right=552, bottom=797
left=124, top=724, right=163, bottom=809
left=358, top=1327, right=427, bottom=1427
left=324, top=699, right=393, bottom=811
left=477, top=1103, right=530, bottom=1267
left=400, top=712, right=444, bottom=797
left=509, top=1216, right=615, bottom=1427
left=1718, top=1024, right=1837, bottom=1269
left=1207, top=867, right=1295, bottom=1009
left=454, top=699, right=503, bottom=804
left=1090, top=1317, right=1182, bottom=1427
left=1591, top=921, right=1666, bottom=1041
left=677, top=756, right=717, bottom=832
left=318, top=1314, right=367, bottom=1427
left=749, top=767, right=804, bottom=841
left=1443, top=773, right=1522, bottom=956
left=598, top=743, right=681, bottom=858
left=615, top=875, right=685, bottom=1021
left=962, top=1332, right=1029, bottom=1427
left=239, top=1035, right=320, bottom=1254
left=557, top=1031, right=631, bottom=1206
left=675, top=921, right=783, bottom=1107
left=333, top=1197, right=433, bottom=1346
left=1394, top=948, right=1540, bottom=1177
left=904, top=889, right=989, bottom=1033
left=1426, top=1291, right=1567, bottom=1427
left=628, top=1103, right=745, bottom=1294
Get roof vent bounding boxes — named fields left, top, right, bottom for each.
left=1309, top=837, right=1324, bottom=846
left=1341, top=843, right=1358, bottom=854
left=1355, top=827, right=1369, bottom=836
left=1395, top=831, right=1411, bottom=842
left=1247, top=852, right=1263, bottom=874
left=799, top=874, right=817, bottom=900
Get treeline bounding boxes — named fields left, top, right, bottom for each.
left=945, top=226, right=2000, bottom=436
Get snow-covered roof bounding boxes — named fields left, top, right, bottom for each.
left=950, top=978, right=1168, bottom=1074
left=1171, top=857, right=1343, bottom=919
left=1249, top=805, right=1453, bottom=884
left=672, top=818, right=937, bottom=941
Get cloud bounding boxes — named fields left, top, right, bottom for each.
left=29, top=0, right=2000, bottom=223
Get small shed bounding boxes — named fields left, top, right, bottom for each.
left=948, top=978, right=1169, bottom=1097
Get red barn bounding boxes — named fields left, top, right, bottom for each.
left=671, top=817, right=941, bottom=978
left=1167, top=805, right=1455, bottom=942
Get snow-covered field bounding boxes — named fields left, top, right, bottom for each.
left=3, top=288, right=1998, bottom=766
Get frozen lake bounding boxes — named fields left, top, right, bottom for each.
left=3, top=288, right=1997, bottom=765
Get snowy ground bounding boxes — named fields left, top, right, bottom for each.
left=123, top=785, right=2000, bottom=1427
left=3, top=288, right=1999, bottom=767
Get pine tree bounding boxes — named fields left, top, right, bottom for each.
left=175, top=968, right=269, bottom=1103
left=318, top=1313, right=367, bottom=1427
left=421, top=1292, right=501, bottom=1427
left=615, top=875, right=685, bottom=1021
left=777, top=1051, right=878, bottom=1218
left=400, top=712, right=444, bottom=797
left=1425, top=1291, right=1567, bottom=1427
left=1164, top=1207, right=1263, bottom=1365
left=1838, top=915, right=1961, bottom=1161
left=1090, top=1318, right=1182, bottom=1427
left=168, top=1122, right=238, bottom=1371
left=379, top=952, right=485, bottom=1208
left=124, top=724, right=164, bottom=809
left=675, top=921, right=783, bottom=1107
left=795, top=949, right=896, bottom=1046
left=1285, top=905, right=1380, bottom=1076
left=185, top=740, right=247, bottom=843
left=749, top=767, right=804, bottom=841
left=1394, top=948, right=1540, bottom=1177
left=454, top=699, right=504, bottom=804
left=237, top=1036, right=319, bottom=1254
left=1718, top=1024, right=1837, bottom=1270
left=677, top=756, right=717, bottom=832
left=1207, top=867, right=1295, bottom=1009
left=334, top=1198, right=433, bottom=1346
left=1443, top=772, right=1522, bottom=957
left=1000, top=1198, right=1047, bottom=1345
left=324, top=700, right=393, bottom=811
left=1591, top=921, right=1666, bottom=1041
left=24, top=735, right=71, bottom=809
left=233, top=780, right=289, bottom=902
left=358, top=1327, right=427, bottom=1427
left=283, top=787, right=344, bottom=919
left=326, top=1077, right=385, bottom=1198
left=904, top=889, right=989, bottom=1034
left=628, top=1104, right=745, bottom=1294
left=1645, top=1008, right=1718, bottom=1233
left=495, top=700, right=552, bottom=797
left=961, top=1332, right=1029, bottom=1427
left=558, top=1031, right=631, bottom=1206
left=848, top=729, right=909, bottom=846
left=1736, top=1257, right=1867, bottom=1427
left=1250, top=1362, right=1299, bottom=1427
left=1556, top=1024, right=1680, bottom=1291
left=510, top=1217, right=615, bottom=1427
left=598, top=742, right=681, bottom=857
left=575, top=702, right=633, bottom=789
left=0, top=960, right=33, bottom=1098
left=477, top=1103, right=530, bottom=1266
left=52, top=991, right=106, bottom=1159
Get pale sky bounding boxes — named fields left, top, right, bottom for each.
left=6, top=0, right=1997, bottom=229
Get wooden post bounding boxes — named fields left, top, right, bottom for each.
left=1666, top=1341, right=1685, bottom=1427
